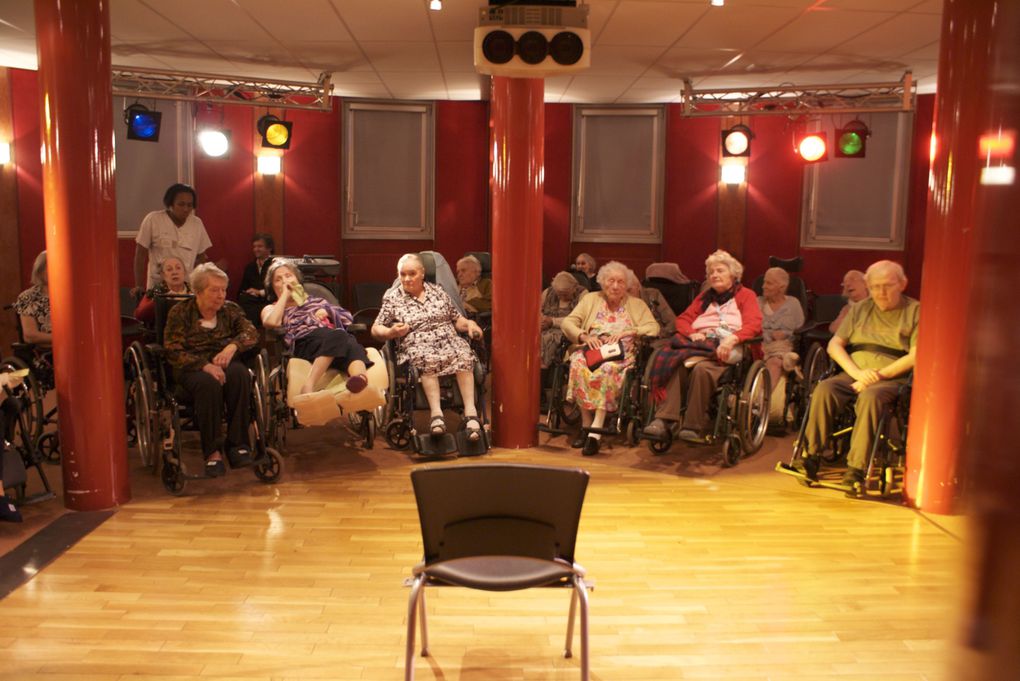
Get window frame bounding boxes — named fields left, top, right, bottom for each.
left=571, top=105, right=666, bottom=244
left=341, top=100, right=435, bottom=240
left=799, top=111, right=914, bottom=251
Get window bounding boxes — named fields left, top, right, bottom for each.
left=572, top=106, right=665, bottom=243
left=114, top=99, right=193, bottom=238
left=342, top=101, right=434, bottom=239
left=800, top=112, right=913, bottom=250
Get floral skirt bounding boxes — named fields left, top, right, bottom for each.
left=566, top=351, right=633, bottom=412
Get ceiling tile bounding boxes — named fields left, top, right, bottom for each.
left=756, top=8, right=894, bottom=53
left=139, top=0, right=269, bottom=42
left=436, top=41, right=476, bottom=74
left=238, top=0, right=354, bottom=43
left=597, top=1, right=708, bottom=47
left=676, top=5, right=805, bottom=51
left=332, top=0, right=431, bottom=42
left=279, top=41, right=372, bottom=73
left=360, top=41, right=440, bottom=72
left=591, top=45, right=669, bottom=77
left=834, top=12, right=943, bottom=59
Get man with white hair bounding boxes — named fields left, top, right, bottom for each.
left=798, top=260, right=920, bottom=488
left=829, top=269, right=868, bottom=333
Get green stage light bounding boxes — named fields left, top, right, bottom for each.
left=835, top=120, right=870, bottom=158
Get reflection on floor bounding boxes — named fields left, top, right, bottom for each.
left=0, top=421, right=966, bottom=680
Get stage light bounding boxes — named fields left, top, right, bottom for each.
left=429, top=0, right=442, bottom=9
left=0, top=141, right=10, bottom=165
left=835, top=120, right=870, bottom=158
left=710, top=0, right=725, bottom=6
left=257, top=115, right=292, bottom=149
left=124, top=103, right=162, bottom=142
left=721, top=162, right=745, bottom=185
left=978, top=129, right=1016, bottom=159
left=257, top=155, right=281, bottom=175
left=198, top=129, right=230, bottom=157
left=722, top=124, right=753, bottom=157
left=797, top=132, right=828, bottom=163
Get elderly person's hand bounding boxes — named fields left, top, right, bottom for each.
left=212, top=343, right=238, bottom=369
left=541, top=315, right=553, bottom=330
left=716, top=335, right=738, bottom=362
left=851, top=368, right=882, bottom=389
left=689, top=332, right=707, bottom=342
left=465, top=320, right=483, bottom=340
left=578, top=332, right=602, bottom=349
left=202, top=363, right=226, bottom=385
left=389, top=322, right=411, bottom=339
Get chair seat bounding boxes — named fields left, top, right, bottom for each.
left=424, top=556, right=574, bottom=592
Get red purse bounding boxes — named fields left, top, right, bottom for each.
left=584, top=341, right=624, bottom=370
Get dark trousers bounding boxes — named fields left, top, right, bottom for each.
left=1, top=397, right=25, bottom=482
left=653, top=360, right=728, bottom=431
left=804, top=372, right=901, bottom=470
left=178, top=360, right=251, bottom=458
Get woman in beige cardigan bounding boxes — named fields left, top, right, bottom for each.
left=561, top=261, right=659, bottom=455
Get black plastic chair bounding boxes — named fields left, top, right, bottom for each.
left=642, top=278, right=700, bottom=315
left=405, top=463, right=593, bottom=681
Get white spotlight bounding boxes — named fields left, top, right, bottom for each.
left=429, top=0, right=442, bottom=10
left=710, top=0, right=725, bottom=6
left=0, top=141, right=10, bottom=165
left=198, top=129, right=229, bottom=157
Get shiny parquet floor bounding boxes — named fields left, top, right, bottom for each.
left=0, top=422, right=965, bottom=680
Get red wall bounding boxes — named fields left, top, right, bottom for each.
left=8, top=64, right=933, bottom=304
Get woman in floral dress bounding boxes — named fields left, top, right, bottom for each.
left=561, top=261, right=659, bottom=455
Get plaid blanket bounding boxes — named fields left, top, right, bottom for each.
left=649, top=335, right=719, bottom=403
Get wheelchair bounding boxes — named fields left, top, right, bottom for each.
left=381, top=337, right=491, bottom=458
left=776, top=349, right=912, bottom=499
left=639, top=340, right=771, bottom=468
left=124, top=294, right=282, bottom=495
left=4, top=304, right=60, bottom=463
left=262, top=280, right=387, bottom=451
left=764, top=338, right=830, bottom=435
left=1, top=362, right=56, bottom=504
left=538, top=335, right=655, bottom=451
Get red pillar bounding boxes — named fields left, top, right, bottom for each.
left=905, top=0, right=995, bottom=512
left=35, top=0, right=131, bottom=509
left=490, top=77, right=544, bottom=448
left=953, top=1, right=1020, bottom=675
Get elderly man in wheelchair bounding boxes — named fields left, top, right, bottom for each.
left=789, top=260, right=919, bottom=493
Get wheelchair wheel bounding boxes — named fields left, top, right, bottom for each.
left=36, top=431, right=60, bottom=465
left=254, top=447, right=283, bottom=483
left=558, top=400, right=581, bottom=426
left=386, top=420, right=411, bottom=450
left=161, top=459, right=186, bottom=495
left=1, top=357, right=44, bottom=445
left=648, top=430, right=672, bottom=455
left=739, top=360, right=771, bottom=455
left=255, top=349, right=272, bottom=429
left=721, top=435, right=742, bottom=468
left=266, top=367, right=288, bottom=452
left=624, top=419, right=641, bottom=446
left=362, top=412, right=377, bottom=449
left=130, top=373, right=159, bottom=471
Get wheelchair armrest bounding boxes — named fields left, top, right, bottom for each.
left=347, top=322, right=367, bottom=334
left=145, top=343, right=166, bottom=358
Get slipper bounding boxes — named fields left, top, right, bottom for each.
left=464, top=417, right=482, bottom=442
left=227, top=446, right=253, bottom=469
left=430, top=416, right=446, bottom=436
left=205, top=459, right=226, bottom=478
left=345, top=373, right=368, bottom=394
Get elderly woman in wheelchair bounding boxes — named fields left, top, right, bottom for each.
left=642, top=250, right=768, bottom=463
left=560, top=261, right=659, bottom=456
left=163, top=263, right=262, bottom=478
left=757, top=266, right=806, bottom=429
left=789, top=260, right=919, bottom=494
left=260, top=258, right=386, bottom=439
left=372, top=253, right=485, bottom=445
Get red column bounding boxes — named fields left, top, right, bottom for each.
left=905, top=0, right=995, bottom=512
left=35, top=0, right=130, bottom=509
left=490, top=77, right=544, bottom=448
left=953, top=1, right=1020, bottom=675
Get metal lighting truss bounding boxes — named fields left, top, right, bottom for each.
left=681, top=72, right=914, bottom=117
left=111, top=66, right=334, bottom=112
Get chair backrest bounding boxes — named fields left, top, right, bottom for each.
left=643, top=278, right=699, bottom=315
left=411, top=464, right=589, bottom=565
left=353, top=282, right=390, bottom=311
left=304, top=281, right=339, bottom=306
left=769, top=255, right=803, bottom=273
left=154, top=294, right=194, bottom=345
left=811, top=293, right=846, bottom=324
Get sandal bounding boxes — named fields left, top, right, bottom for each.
left=430, top=416, right=446, bottom=436
left=464, top=417, right=482, bottom=442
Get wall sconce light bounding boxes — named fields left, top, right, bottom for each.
left=0, top=141, right=10, bottom=165
left=257, top=155, right=281, bottom=175
left=198, top=129, right=230, bottom=157
left=721, top=161, right=746, bottom=185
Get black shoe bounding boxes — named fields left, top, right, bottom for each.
left=570, top=434, right=586, bottom=449
left=205, top=459, right=226, bottom=478
left=581, top=436, right=600, bottom=456
left=796, top=455, right=820, bottom=481
left=841, top=466, right=865, bottom=487
left=0, top=495, right=23, bottom=523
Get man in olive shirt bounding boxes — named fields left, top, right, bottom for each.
left=799, top=260, right=920, bottom=487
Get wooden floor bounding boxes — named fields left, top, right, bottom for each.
left=0, top=423, right=966, bottom=680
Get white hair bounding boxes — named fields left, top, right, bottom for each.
left=865, top=260, right=906, bottom=283
left=596, top=260, right=635, bottom=290
left=764, top=266, right=790, bottom=290
left=705, top=249, right=744, bottom=282
left=397, top=253, right=424, bottom=273
left=190, top=262, right=229, bottom=293
left=456, top=255, right=482, bottom=273
left=30, top=250, right=48, bottom=287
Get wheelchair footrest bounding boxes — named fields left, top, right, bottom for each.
left=455, top=429, right=490, bottom=457
left=537, top=423, right=572, bottom=437
left=412, top=433, right=459, bottom=457
left=583, top=425, right=620, bottom=437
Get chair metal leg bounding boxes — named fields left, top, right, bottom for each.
left=564, top=586, right=579, bottom=658
left=405, top=575, right=425, bottom=681
left=575, top=575, right=590, bottom=681
left=418, top=584, right=429, bottom=656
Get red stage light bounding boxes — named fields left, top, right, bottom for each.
left=797, top=132, right=828, bottom=163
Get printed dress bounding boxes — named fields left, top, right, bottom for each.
left=375, top=282, right=475, bottom=376
left=566, top=301, right=636, bottom=412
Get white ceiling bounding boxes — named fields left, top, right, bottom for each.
left=0, top=0, right=942, bottom=103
